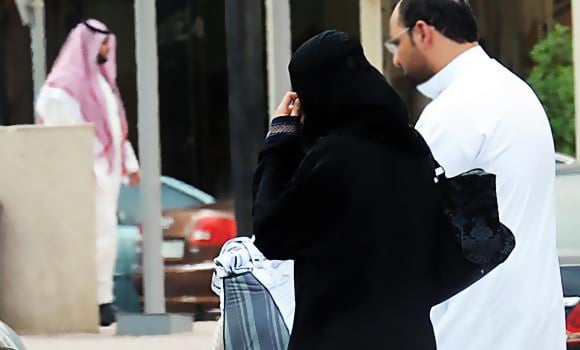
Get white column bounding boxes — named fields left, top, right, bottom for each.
left=573, top=0, right=580, bottom=159
left=265, top=0, right=292, bottom=119
left=359, top=0, right=383, bottom=73
left=14, top=0, right=46, bottom=116
left=29, top=0, right=46, bottom=101
left=134, top=0, right=165, bottom=314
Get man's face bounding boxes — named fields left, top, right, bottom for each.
left=388, top=4, right=434, bottom=85
left=97, top=37, right=109, bottom=64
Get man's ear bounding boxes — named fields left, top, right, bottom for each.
left=414, top=20, right=435, bottom=47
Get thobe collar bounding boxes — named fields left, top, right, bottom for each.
left=417, top=45, right=490, bottom=99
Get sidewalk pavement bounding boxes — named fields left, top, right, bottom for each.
left=21, top=321, right=217, bottom=350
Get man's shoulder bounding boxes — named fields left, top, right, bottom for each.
left=419, top=90, right=480, bottom=124
left=421, top=62, right=541, bottom=124
left=38, top=86, right=79, bottom=104
left=456, top=59, right=536, bottom=101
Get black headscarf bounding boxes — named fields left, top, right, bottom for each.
left=289, top=30, right=424, bottom=153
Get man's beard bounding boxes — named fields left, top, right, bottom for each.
left=404, top=63, right=435, bottom=86
left=402, top=51, right=435, bottom=86
left=97, top=54, right=108, bottom=65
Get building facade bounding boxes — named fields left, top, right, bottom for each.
left=0, top=0, right=562, bottom=198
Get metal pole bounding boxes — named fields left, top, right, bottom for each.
left=225, top=0, right=267, bottom=237
left=29, top=0, right=46, bottom=101
left=134, top=0, right=165, bottom=314
left=573, top=0, right=580, bottom=159
left=359, top=0, right=383, bottom=73
left=265, top=0, right=292, bottom=120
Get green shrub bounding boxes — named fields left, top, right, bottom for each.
left=528, top=24, right=576, bottom=156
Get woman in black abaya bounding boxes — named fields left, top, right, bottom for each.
left=253, top=31, right=439, bottom=350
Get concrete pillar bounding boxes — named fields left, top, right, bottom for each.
left=383, top=0, right=398, bottom=79
left=134, top=0, right=166, bottom=315
left=573, top=0, right=580, bottom=158
left=265, top=0, right=292, bottom=119
left=359, top=0, right=383, bottom=73
left=0, top=125, right=98, bottom=335
left=13, top=0, right=46, bottom=119
left=29, top=0, right=46, bottom=101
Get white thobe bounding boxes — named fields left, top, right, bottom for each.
left=35, top=75, right=139, bottom=304
left=415, top=46, right=565, bottom=349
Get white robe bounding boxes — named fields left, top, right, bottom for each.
left=415, top=46, right=566, bottom=350
left=35, top=75, right=139, bottom=304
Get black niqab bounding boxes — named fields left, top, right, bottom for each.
left=289, top=31, right=418, bottom=151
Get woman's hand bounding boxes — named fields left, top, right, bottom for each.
left=290, top=97, right=302, bottom=121
left=274, top=92, right=303, bottom=126
left=275, top=92, right=298, bottom=117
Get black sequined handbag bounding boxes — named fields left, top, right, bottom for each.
left=431, top=157, right=516, bottom=304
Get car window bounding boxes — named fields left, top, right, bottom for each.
left=556, top=172, right=580, bottom=265
left=117, top=177, right=215, bottom=226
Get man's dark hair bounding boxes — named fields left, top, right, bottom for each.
left=398, top=0, right=479, bottom=43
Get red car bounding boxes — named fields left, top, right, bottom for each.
left=121, top=178, right=236, bottom=320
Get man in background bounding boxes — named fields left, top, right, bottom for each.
left=36, top=19, right=140, bottom=326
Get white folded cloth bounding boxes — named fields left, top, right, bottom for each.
left=211, top=236, right=295, bottom=331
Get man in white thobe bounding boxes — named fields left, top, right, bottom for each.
left=35, top=19, right=140, bottom=326
left=387, top=1, right=565, bottom=349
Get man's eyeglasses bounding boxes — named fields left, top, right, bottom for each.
left=384, top=26, right=412, bottom=55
